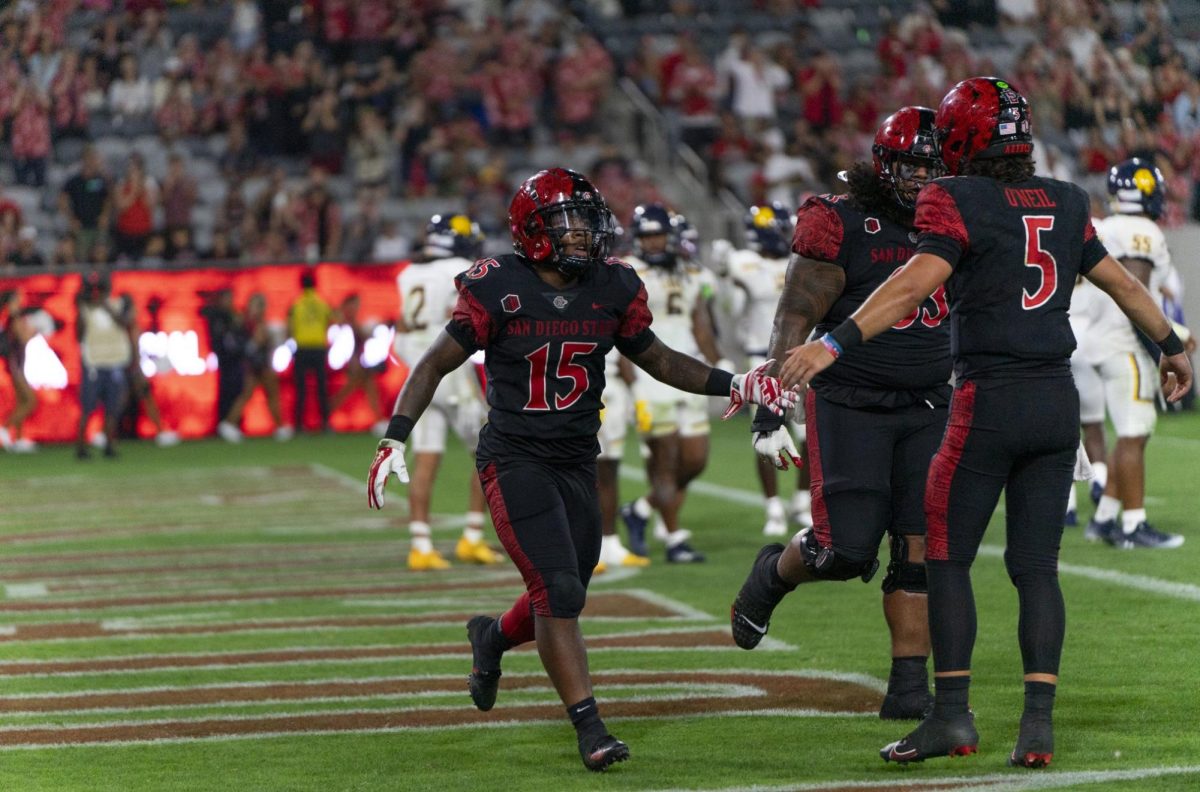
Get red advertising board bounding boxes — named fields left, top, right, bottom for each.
left=0, top=261, right=412, bottom=443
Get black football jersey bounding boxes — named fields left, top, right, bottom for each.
left=445, top=253, right=654, bottom=462
left=793, top=194, right=952, bottom=408
left=914, top=176, right=1108, bottom=379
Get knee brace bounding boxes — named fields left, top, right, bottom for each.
left=798, top=527, right=879, bottom=583
left=541, top=569, right=587, bottom=618
left=881, top=533, right=928, bottom=595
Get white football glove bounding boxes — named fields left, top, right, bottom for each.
left=723, top=358, right=797, bottom=420
left=754, top=425, right=804, bottom=470
left=367, top=439, right=409, bottom=509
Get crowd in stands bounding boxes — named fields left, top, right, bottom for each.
left=0, top=1, right=1199, bottom=274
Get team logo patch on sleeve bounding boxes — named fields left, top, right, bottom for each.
left=501, top=294, right=521, bottom=313
left=864, top=217, right=881, bottom=234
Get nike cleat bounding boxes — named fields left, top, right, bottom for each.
left=730, top=544, right=786, bottom=650
left=579, top=734, right=630, bottom=772
left=1084, top=518, right=1115, bottom=543
left=619, top=502, right=649, bottom=557
left=666, top=541, right=705, bottom=563
left=879, top=689, right=934, bottom=721
left=456, top=536, right=502, bottom=565
left=1008, top=714, right=1053, bottom=769
left=1108, top=521, right=1184, bottom=549
left=408, top=548, right=451, bottom=571
left=1089, top=480, right=1104, bottom=505
left=1063, top=509, right=1077, bottom=527
left=880, top=712, right=979, bottom=764
left=466, top=615, right=503, bottom=711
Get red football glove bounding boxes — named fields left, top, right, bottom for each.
left=723, top=359, right=797, bottom=420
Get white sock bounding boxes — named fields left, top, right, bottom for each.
left=1092, top=462, right=1108, bottom=490
left=633, top=496, right=652, bottom=519
left=791, top=489, right=812, bottom=514
left=665, top=528, right=692, bottom=548
left=1095, top=495, right=1121, bottom=524
left=1121, top=508, right=1146, bottom=535
left=601, top=534, right=627, bottom=561
left=465, top=510, right=486, bottom=529
left=410, top=521, right=433, bottom=553
left=1066, top=482, right=1077, bottom=512
left=463, top=526, right=484, bottom=544
left=765, top=496, right=785, bottom=520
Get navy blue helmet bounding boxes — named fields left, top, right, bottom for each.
left=745, top=202, right=792, bottom=259
left=424, top=213, right=485, bottom=259
left=631, top=203, right=678, bottom=268
left=1107, top=158, right=1165, bottom=221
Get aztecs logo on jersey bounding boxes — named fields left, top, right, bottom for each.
left=501, top=294, right=521, bottom=313
left=864, top=217, right=881, bottom=234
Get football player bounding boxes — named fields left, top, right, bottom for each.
left=393, top=213, right=498, bottom=570
left=367, top=168, right=795, bottom=771
left=730, top=108, right=949, bottom=725
left=718, top=202, right=812, bottom=535
left=618, top=203, right=722, bottom=563
left=1078, top=159, right=1188, bottom=549
left=594, top=345, right=649, bottom=571
left=781, top=78, right=1191, bottom=769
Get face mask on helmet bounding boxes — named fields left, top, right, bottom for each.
left=509, top=168, right=615, bottom=278
left=1107, top=159, right=1165, bottom=220
left=671, top=213, right=699, bottom=263
left=631, top=204, right=677, bottom=268
left=873, top=106, right=944, bottom=209
left=889, top=156, right=944, bottom=208
left=423, top=213, right=485, bottom=260
left=745, top=204, right=791, bottom=259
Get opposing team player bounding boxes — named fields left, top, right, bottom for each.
left=730, top=108, right=949, bottom=723
left=618, top=203, right=721, bottom=563
left=720, top=202, right=811, bottom=535
left=781, top=78, right=1192, bottom=769
left=595, top=346, right=649, bottom=570
left=393, top=213, right=498, bottom=570
left=1078, top=159, right=1187, bottom=548
left=367, top=168, right=795, bottom=771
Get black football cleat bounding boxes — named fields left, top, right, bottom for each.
left=1108, top=521, right=1184, bottom=550
left=466, top=615, right=502, bottom=712
left=579, top=734, right=630, bottom=772
left=879, top=689, right=934, bottom=721
left=880, top=712, right=979, bottom=764
left=1009, top=714, right=1053, bottom=769
left=730, top=544, right=786, bottom=650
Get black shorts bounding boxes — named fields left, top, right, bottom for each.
left=805, top=389, right=948, bottom=563
left=477, top=455, right=601, bottom=618
left=925, top=377, right=1077, bottom=570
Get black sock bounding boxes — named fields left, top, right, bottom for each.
left=932, top=675, right=970, bottom=718
left=766, top=551, right=797, bottom=597
left=887, top=656, right=929, bottom=695
left=1023, top=681, right=1056, bottom=719
left=567, top=696, right=605, bottom=743
left=492, top=619, right=515, bottom=652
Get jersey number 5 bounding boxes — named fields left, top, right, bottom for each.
left=1022, top=215, right=1057, bottom=310
left=525, top=342, right=597, bottom=410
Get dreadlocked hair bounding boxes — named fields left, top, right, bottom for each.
left=844, top=162, right=916, bottom=229
left=961, top=155, right=1035, bottom=183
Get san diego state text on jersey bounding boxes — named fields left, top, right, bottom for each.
left=913, top=175, right=1108, bottom=379
left=793, top=194, right=952, bottom=408
left=445, top=254, right=653, bottom=461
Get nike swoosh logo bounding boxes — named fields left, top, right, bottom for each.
left=888, top=745, right=918, bottom=760
left=736, top=614, right=767, bottom=634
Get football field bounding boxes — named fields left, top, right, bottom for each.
left=1, top=413, right=1199, bottom=791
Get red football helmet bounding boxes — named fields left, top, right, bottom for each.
left=872, top=106, right=943, bottom=209
left=934, top=76, right=1033, bottom=175
left=508, top=168, right=615, bottom=277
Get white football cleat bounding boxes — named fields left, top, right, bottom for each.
left=217, top=421, right=243, bottom=443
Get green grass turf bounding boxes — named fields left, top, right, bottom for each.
left=1, top=412, right=1199, bottom=791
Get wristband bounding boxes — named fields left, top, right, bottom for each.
left=1157, top=328, right=1185, bottom=357
left=751, top=406, right=786, bottom=433
left=818, top=334, right=842, bottom=359
left=383, top=415, right=415, bottom=443
left=705, top=367, right=735, bottom=396
left=828, top=318, right=863, bottom=352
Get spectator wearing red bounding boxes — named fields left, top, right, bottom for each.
left=155, top=78, right=197, bottom=143
left=10, top=82, right=52, bottom=188
left=877, top=20, right=908, bottom=78
left=161, top=153, right=198, bottom=238
left=663, top=35, right=720, bottom=153
left=480, top=52, right=540, bottom=148
left=113, top=154, right=158, bottom=263
left=797, top=50, right=844, bottom=132
left=49, top=48, right=88, bottom=139
left=553, top=31, right=613, bottom=144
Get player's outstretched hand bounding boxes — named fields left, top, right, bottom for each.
left=724, top=359, right=797, bottom=419
left=753, top=425, right=804, bottom=470
left=368, top=439, right=409, bottom=509
left=779, top=340, right=836, bottom=389
left=1160, top=351, right=1193, bottom=403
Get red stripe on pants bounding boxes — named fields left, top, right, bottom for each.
left=478, top=462, right=550, bottom=617
left=924, top=381, right=977, bottom=562
left=804, top=389, right=833, bottom=548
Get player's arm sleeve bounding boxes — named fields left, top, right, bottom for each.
left=913, top=183, right=969, bottom=268
left=1079, top=216, right=1108, bottom=276
left=444, top=278, right=495, bottom=353
left=614, top=281, right=657, bottom=356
